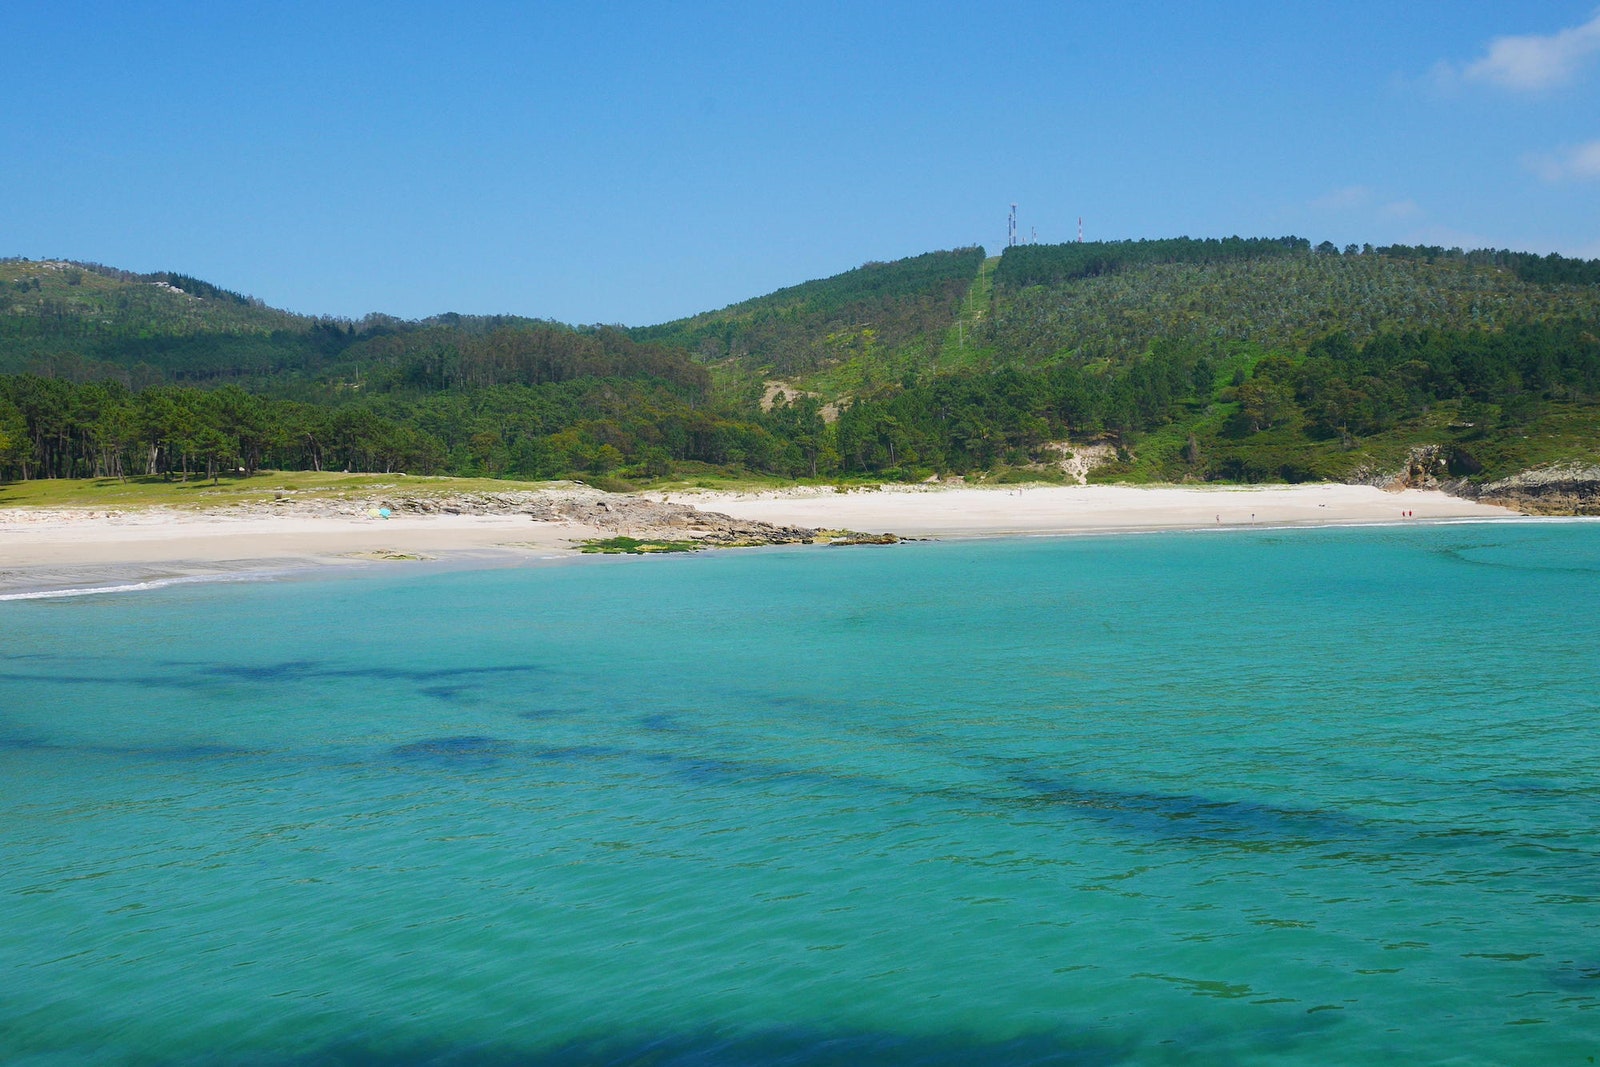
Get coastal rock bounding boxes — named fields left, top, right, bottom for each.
left=231, top=489, right=825, bottom=547
left=547, top=497, right=818, bottom=547
left=1354, top=451, right=1600, bottom=516
left=826, top=532, right=900, bottom=546
left=1351, top=444, right=1483, bottom=492
left=1469, top=465, right=1600, bottom=516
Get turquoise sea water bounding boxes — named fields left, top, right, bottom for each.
left=3, top=522, right=1600, bottom=1065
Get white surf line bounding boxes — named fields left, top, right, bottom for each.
left=0, top=571, right=282, bottom=602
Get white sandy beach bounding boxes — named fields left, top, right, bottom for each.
left=686, top=482, right=1517, bottom=538
left=0, top=482, right=1520, bottom=596
left=0, top=510, right=586, bottom=567
left=0, top=510, right=605, bottom=596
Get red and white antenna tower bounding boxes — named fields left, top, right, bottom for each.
left=1008, top=203, right=1018, bottom=248
left=1078, top=217, right=1084, bottom=243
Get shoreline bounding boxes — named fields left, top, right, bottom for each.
left=0, top=483, right=1527, bottom=598
left=0, top=510, right=601, bottom=599
left=677, top=482, right=1520, bottom=539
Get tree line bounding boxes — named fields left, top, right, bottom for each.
left=1373, top=245, right=1600, bottom=287
left=2, top=318, right=1596, bottom=486
left=994, top=237, right=1600, bottom=292
left=984, top=246, right=1600, bottom=368
left=995, top=236, right=1311, bottom=289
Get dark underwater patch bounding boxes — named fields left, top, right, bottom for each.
left=200, top=659, right=323, bottom=681
left=530, top=744, right=620, bottom=762
left=643, top=752, right=752, bottom=785
left=200, top=661, right=547, bottom=685
left=387, top=736, right=627, bottom=772
left=1549, top=959, right=1600, bottom=988
left=0, top=670, right=212, bottom=691
left=1, top=659, right=552, bottom=695
left=390, top=735, right=517, bottom=768
left=1006, top=771, right=1364, bottom=846
left=1431, top=540, right=1600, bottom=575
left=209, top=1023, right=1140, bottom=1067
left=123, top=742, right=257, bottom=761
left=417, top=685, right=472, bottom=703
left=0, top=736, right=257, bottom=762
left=516, top=705, right=587, bottom=720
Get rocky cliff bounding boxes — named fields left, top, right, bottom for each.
left=1352, top=446, right=1600, bottom=516
left=1468, top=466, right=1600, bottom=516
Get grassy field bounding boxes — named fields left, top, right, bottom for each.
left=0, top=472, right=580, bottom=510
left=0, top=467, right=902, bottom=510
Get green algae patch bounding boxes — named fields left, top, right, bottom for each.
left=823, top=531, right=900, bottom=546
left=580, top=536, right=706, bottom=554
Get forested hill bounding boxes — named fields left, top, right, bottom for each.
left=982, top=238, right=1600, bottom=369
left=3, top=238, right=1600, bottom=495
left=0, top=258, right=324, bottom=382
left=995, top=235, right=1312, bottom=288
left=629, top=248, right=984, bottom=396
left=0, top=257, right=723, bottom=480
left=0, top=258, right=708, bottom=395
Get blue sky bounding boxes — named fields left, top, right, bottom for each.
left=2, top=2, right=1597, bottom=324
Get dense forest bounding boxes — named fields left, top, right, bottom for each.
left=994, top=236, right=1312, bottom=288
left=3, top=239, right=1599, bottom=488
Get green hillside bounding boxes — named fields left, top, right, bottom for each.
left=954, top=239, right=1600, bottom=484
left=0, top=259, right=737, bottom=481
left=0, top=258, right=305, bottom=339
left=3, top=238, right=1599, bottom=495
left=0, top=258, right=327, bottom=382
left=630, top=247, right=985, bottom=399
left=985, top=239, right=1600, bottom=367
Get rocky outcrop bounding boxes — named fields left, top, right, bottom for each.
left=1469, top=465, right=1600, bottom=516
left=1350, top=444, right=1482, bottom=493
left=244, top=489, right=551, bottom=518
left=825, top=532, right=900, bottom=546
left=240, top=489, right=822, bottom=547
left=511, top=494, right=819, bottom=546
left=1348, top=447, right=1600, bottom=515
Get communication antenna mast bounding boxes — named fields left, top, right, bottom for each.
left=1008, top=203, right=1017, bottom=248
left=1030, top=226, right=1037, bottom=244
left=1078, top=217, right=1084, bottom=243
